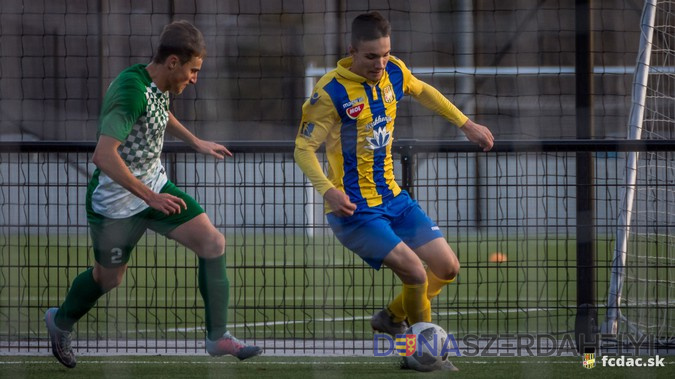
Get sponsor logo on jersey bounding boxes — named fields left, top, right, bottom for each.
left=366, top=127, right=391, bottom=150
left=347, top=104, right=364, bottom=119
left=301, top=122, right=315, bottom=138
left=342, top=97, right=364, bottom=109
left=365, top=115, right=392, bottom=130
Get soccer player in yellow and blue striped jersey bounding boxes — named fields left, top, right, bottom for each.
left=295, top=12, right=494, bottom=336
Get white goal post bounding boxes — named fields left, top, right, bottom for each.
left=601, top=0, right=675, bottom=345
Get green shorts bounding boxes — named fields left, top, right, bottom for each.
left=87, top=180, right=204, bottom=268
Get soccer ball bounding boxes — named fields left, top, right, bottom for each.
left=402, top=322, right=449, bottom=372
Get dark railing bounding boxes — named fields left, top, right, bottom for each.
left=1, top=140, right=673, bottom=355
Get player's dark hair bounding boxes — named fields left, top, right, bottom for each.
left=153, top=20, right=206, bottom=64
left=351, top=12, right=391, bottom=47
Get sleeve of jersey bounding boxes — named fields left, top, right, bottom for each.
left=294, top=92, right=337, bottom=196
left=402, top=65, right=469, bottom=128
left=98, top=76, right=147, bottom=141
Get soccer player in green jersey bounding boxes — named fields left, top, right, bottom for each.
left=295, top=12, right=493, bottom=370
left=44, top=21, right=261, bottom=368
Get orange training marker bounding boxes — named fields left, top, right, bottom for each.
left=489, top=252, right=507, bottom=263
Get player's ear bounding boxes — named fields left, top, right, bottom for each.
left=348, top=44, right=356, bottom=56
left=167, top=55, right=179, bottom=70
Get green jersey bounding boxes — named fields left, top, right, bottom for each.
left=89, top=64, right=170, bottom=218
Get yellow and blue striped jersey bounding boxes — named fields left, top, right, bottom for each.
left=295, top=56, right=468, bottom=212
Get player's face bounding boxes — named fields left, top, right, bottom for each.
left=349, top=36, right=391, bottom=82
left=167, top=55, right=203, bottom=95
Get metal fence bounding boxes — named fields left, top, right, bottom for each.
left=0, top=140, right=673, bottom=355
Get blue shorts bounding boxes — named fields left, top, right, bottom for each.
left=326, top=191, right=444, bottom=270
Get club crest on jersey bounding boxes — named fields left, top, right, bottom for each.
left=346, top=104, right=364, bottom=119
left=366, top=127, right=391, bottom=150
left=383, top=85, right=395, bottom=103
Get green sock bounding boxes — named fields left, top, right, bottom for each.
left=55, top=268, right=106, bottom=331
left=198, top=255, right=229, bottom=340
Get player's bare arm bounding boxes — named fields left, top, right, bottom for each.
left=323, top=188, right=357, bottom=217
left=166, top=112, right=232, bottom=159
left=460, top=119, right=494, bottom=152
left=92, top=135, right=186, bottom=215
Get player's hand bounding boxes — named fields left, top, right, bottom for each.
left=146, top=193, right=187, bottom=215
left=324, top=188, right=357, bottom=217
left=193, top=139, right=233, bottom=159
left=461, top=119, right=494, bottom=152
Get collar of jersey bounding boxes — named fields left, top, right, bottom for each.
left=139, top=63, right=153, bottom=84
left=140, top=63, right=169, bottom=95
left=336, top=56, right=379, bottom=85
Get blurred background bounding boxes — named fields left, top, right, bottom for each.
left=0, top=0, right=643, bottom=142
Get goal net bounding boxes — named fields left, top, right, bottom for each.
left=602, top=0, right=675, bottom=346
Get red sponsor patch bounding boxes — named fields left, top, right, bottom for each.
left=346, top=104, right=364, bottom=119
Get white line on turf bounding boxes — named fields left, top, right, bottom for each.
left=142, top=306, right=555, bottom=333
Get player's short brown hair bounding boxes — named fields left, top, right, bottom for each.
left=351, top=12, right=391, bottom=47
left=153, top=20, right=206, bottom=64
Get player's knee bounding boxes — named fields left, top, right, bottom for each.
left=197, top=231, right=225, bottom=259
left=99, top=276, right=123, bottom=291
left=431, top=259, right=460, bottom=282
left=446, top=259, right=460, bottom=280
left=399, top=265, right=427, bottom=285
left=93, top=266, right=126, bottom=291
left=214, top=233, right=226, bottom=255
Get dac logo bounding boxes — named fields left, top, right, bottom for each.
left=383, top=84, right=394, bottom=103
left=373, top=333, right=462, bottom=357
left=583, top=353, right=596, bottom=369
left=395, top=334, right=417, bottom=356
